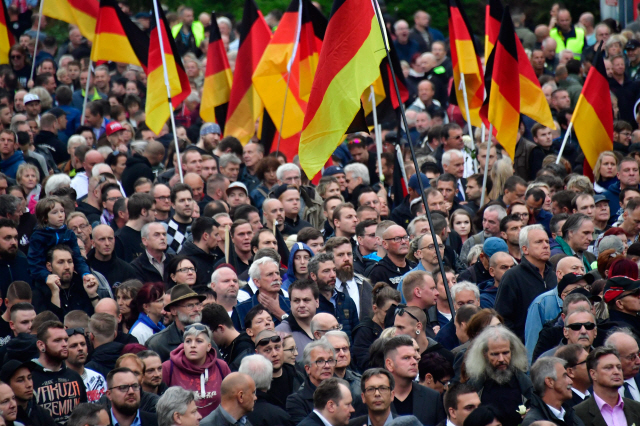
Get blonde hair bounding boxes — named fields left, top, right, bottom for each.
left=16, top=163, right=39, bottom=185
left=488, top=158, right=513, bottom=201
left=29, top=87, right=52, bottom=110
left=594, top=151, right=618, bottom=182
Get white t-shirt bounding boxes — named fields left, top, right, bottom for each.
left=130, top=322, right=154, bottom=345
left=83, top=368, right=107, bottom=402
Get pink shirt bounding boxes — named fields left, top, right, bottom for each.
left=594, top=392, right=628, bottom=426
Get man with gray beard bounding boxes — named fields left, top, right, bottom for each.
left=146, top=285, right=212, bottom=362
left=465, top=326, right=534, bottom=426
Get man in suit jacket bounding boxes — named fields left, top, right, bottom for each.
left=555, top=344, right=592, bottom=409
left=201, top=373, right=257, bottom=426
left=299, top=378, right=354, bottom=426
left=574, top=347, right=640, bottom=426
left=604, top=330, right=640, bottom=402
left=349, top=369, right=397, bottom=426
left=130, top=222, right=174, bottom=283
left=384, top=335, right=446, bottom=425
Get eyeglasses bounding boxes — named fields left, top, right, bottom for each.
left=312, top=358, right=337, bottom=367
left=514, top=213, right=529, bottom=219
left=109, top=383, right=140, bottom=393
left=384, top=235, right=410, bottom=243
left=438, top=379, right=451, bottom=387
left=395, top=307, right=420, bottom=323
left=66, top=328, right=85, bottom=336
left=179, top=302, right=203, bottom=310
left=10, top=55, right=22, bottom=59
left=623, top=351, right=640, bottom=362
left=176, top=267, right=196, bottom=274
left=155, top=195, right=171, bottom=201
left=105, top=197, right=121, bottom=202
left=421, top=244, right=444, bottom=251
left=364, top=386, right=391, bottom=395
left=316, top=324, right=343, bottom=334
left=283, top=346, right=298, bottom=353
left=70, top=223, right=90, bottom=233
left=256, top=335, right=282, bottom=347
left=565, top=322, right=596, bottom=331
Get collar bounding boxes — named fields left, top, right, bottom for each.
left=594, top=391, right=624, bottom=411
left=146, top=250, right=165, bottom=264
left=626, top=377, right=638, bottom=391
left=110, top=408, right=141, bottom=426
left=572, top=387, right=590, bottom=399
left=446, top=419, right=457, bottom=426
left=218, top=405, right=247, bottom=425
left=335, top=277, right=356, bottom=290
left=313, top=410, right=334, bottom=426
left=546, top=404, right=565, bottom=420
left=369, top=411, right=394, bottom=426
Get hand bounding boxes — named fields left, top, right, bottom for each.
left=432, top=325, right=441, bottom=335
left=27, top=79, right=34, bottom=89
left=117, top=143, right=128, bottom=154
left=168, top=173, right=181, bottom=187
left=46, top=274, right=61, bottom=293
left=83, top=274, right=99, bottom=298
left=257, top=292, right=285, bottom=318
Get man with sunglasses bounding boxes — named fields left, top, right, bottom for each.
left=106, top=368, right=157, bottom=426
left=604, top=330, right=640, bottom=402
left=540, top=308, right=598, bottom=360
left=254, top=329, right=302, bottom=410
left=604, top=276, right=640, bottom=332
left=368, top=225, right=415, bottom=289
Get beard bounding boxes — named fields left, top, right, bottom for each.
left=316, top=278, right=335, bottom=294
left=112, top=398, right=140, bottom=416
left=177, top=311, right=202, bottom=325
left=485, top=363, right=514, bottom=385
left=0, top=246, right=17, bottom=261
left=336, top=264, right=354, bottom=282
left=46, top=346, right=68, bottom=363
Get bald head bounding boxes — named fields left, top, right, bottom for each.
left=311, top=313, right=339, bottom=338
left=184, top=173, right=203, bottom=186
left=382, top=225, right=405, bottom=240
left=92, top=224, right=114, bottom=239
left=94, top=297, right=120, bottom=319
left=556, top=256, right=585, bottom=279
left=145, top=141, right=166, bottom=165
left=220, top=372, right=254, bottom=398
left=489, top=251, right=513, bottom=267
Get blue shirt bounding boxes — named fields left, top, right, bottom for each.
left=524, top=287, right=562, bottom=364
left=111, top=408, right=141, bottom=426
left=397, top=262, right=427, bottom=303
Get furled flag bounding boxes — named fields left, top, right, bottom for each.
left=43, top=0, right=99, bottom=41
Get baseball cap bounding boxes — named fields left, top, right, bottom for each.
left=557, top=273, right=595, bottom=295
left=23, top=94, right=40, bottom=104
left=627, top=39, right=640, bottom=50
left=408, top=173, right=430, bottom=191
left=200, top=123, right=221, bottom=136
left=0, top=359, right=35, bottom=383
left=482, top=237, right=509, bottom=257
left=106, top=121, right=124, bottom=136
left=593, top=194, right=608, bottom=205
left=271, top=184, right=299, bottom=199
left=603, top=276, right=640, bottom=303
left=226, top=181, right=248, bottom=195
left=323, top=166, right=345, bottom=177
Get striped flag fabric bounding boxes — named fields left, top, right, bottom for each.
left=145, top=0, right=191, bottom=135
left=0, top=1, right=14, bottom=64
left=484, top=0, right=501, bottom=61
left=224, top=0, right=272, bottom=145
left=43, top=0, right=99, bottom=41
left=200, top=12, right=233, bottom=131
left=299, top=0, right=386, bottom=177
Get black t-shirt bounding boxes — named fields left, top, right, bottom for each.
left=482, top=376, right=523, bottom=426
left=75, top=201, right=102, bottom=225
left=0, top=317, right=11, bottom=347
left=114, top=226, right=143, bottom=262
left=31, top=365, right=88, bottom=426
left=393, top=388, right=414, bottom=416
left=266, top=366, right=296, bottom=409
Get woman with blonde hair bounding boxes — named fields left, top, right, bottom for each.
left=16, top=163, right=41, bottom=210
left=488, top=158, right=513, bottom=201
left=183, top=54, right=204, bottom=89
left=593, top=151, right=618, bottom=193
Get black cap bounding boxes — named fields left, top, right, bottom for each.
left=0, top=359, right=35, bottom=383
left=627, top=39, right=640, bottom=50
left=568, top=286, right=602, bottom=303
left=3, top=333, right=39, bottom=363
left=271, top=184, right=299, bottom=199
left=557, top=273, right=595, bottom=295
left=604, top=276, right=640, bottom=303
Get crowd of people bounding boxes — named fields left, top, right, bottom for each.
left=0, top=1, right=640, bottom=426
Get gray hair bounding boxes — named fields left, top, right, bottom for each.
left=407, top=216, right=428, bottom=238
left=531, top=357, right=566, bottom=396
left=211, top=266, right=235, bottom=285
left=67, top=135, right=87, bottom=150
left=598, top=235, right=625, bottom=256
left=130, top=140, right=148, bottom=155
left=562, top=213, right=592, bottom=237
left=182, top=323, right=212, bottom=343
left=44, top=173, right=71, bottom=196
left=465, top=326, right=529, bottom=380
left=450, top=281, right=480, bottom=301
left=157, top=387, right=197, bottom=426
left=325, top=330, right=350, bottom=344
left=344, top=163, right=370, bottom=186
left=467, top=244, right=484, bottom=265
left=97, top=147, right=113, bottom=158
left=441, top=149, right=463, bottom=167
left=238, top=354, right=273, bottom=391
left=604, top=327, right=639, bottom=348
left=519, top=224, right=546, bottom=251
left=276, top=163, right=301, bottom=181
left=186, top=92, right=200, bottom=103
left=91, top=163, right=109, bottom=177
left=308, top=252, right=334, bottom=277
left=219, top=153, right=241, bottom=168
left=484, top=205, right=507, bottom=221
left=248, top=257, right=279, bottom=282
left=302, top=337, right=336, bottom=366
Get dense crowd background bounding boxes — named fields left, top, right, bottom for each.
left=1, top=1, right=640, bottom=426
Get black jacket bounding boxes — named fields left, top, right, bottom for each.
left=368, top=256, right=416, bottom=289
left=85, top=341, right=125, bottom=379
left=98, top=391, right=160, bottom=414
left=352, top=316, right=382, bottom=372
left=353, top=246, right=376, bottom=276
left=390, top=382, right=446, bottom=426
left=522, top=393, right=585, bottom=426
left=247, top=390, right=293, bottom=426
left=16, top=399, right=55, bottom=426
left=179, top=241, right=223, bottom=289
left=390, top=195, right=413, bottom=229
left=457, top=259, right=491, bottom=284
left=0, top=252, right=32, bottom=305
left=219, top=331, right=255, bottom=371
left=86, top=249, right=137, bottom=289
left=34, top=130, right=69, bottom=164
left=31, top=362, right=87, bottom=426
left=285, top=376, right=316, bottom=425
left=75, top=200, right=102, bottom=225
left=495, top=256, right=557, bottom=341
left=468, top=370, right=534, bottom=426
left=130, top=252, right=174, bottom=284
left=121, top=154, right=155, bottom=196
left=146, top=322, right=184, bottom=362
left=112, top=411, right=157, bottom=426
left=32, top=273, right=95, bottom=321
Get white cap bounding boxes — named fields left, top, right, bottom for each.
left=23, top=94, right=40, bottom=104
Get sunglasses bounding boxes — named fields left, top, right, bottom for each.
left=185, top=324, right=208, bottom=333
left=256, top=335, right=281, bottom=347
left=66, top=328, right=85, bottom=336
left=565, top=322, right=596, bottom=331
left=395, top=307, right=420, bottom=323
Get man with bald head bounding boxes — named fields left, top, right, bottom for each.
left=122, top=140, right=166, bottom=196
left=480, top=251, right=516, bottom=309
left=183, top=173, right=204, bottom=202
left=604, top=330, right=640, bottom=402
left=201, top=372, right=256, bottom=426
left=70, top=149, right=103, bottom=198
left=94, top=298, right=139, bottom=345
left=311, top=313, right=340, bottom=340
left=393, top=19, right=421, bottom=63
left=525, top=256, right=592, bottom=362
left=368, top=225, right=415, bottom=289
left=86, top=224, right=136, bottom=289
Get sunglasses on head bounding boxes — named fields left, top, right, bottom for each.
left=66, top=328, right=85, bottom=336
left=566, top=322, right=596, bottom=331
left=395, top=307, right=419, bottom=323
left=256, top=335, right=281, bottom=347
left=185, top=324, right=208, bottom=333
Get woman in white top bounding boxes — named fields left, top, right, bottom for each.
left=129, top=282, right=165, bottom=344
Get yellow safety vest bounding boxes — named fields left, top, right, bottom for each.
left=171, top=21, right=205, bottom=47
left=550, top=26, right=585, bottom=59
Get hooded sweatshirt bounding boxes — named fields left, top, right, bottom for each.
left=162, top=343, right=231, bottom=417
left=85, top=341, right=126, bottom=379
left=282, top=242, right=313, bottom=291
left=27, top=225, right=91, bottom=283
left=0, top=151, right=25, bottom=179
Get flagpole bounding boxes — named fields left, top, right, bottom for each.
left=370, top=86, right=384, bottom=182
left=556, top=122, right=573, bottom=164
left=29, top=0, right=45, bottom=84
left=80, top=62, right=93, bottom=125
left=371, top=0, right=455, bottom=316
left=152, top=0, right=183, bottom=183
left=459, top=76, right=475, bottom=144
left=479, top=124, right=493, bottom=207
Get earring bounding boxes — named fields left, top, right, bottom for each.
left=416, top=330, right=420, bottom=335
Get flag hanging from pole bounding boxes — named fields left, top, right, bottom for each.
left=484, top=0, right=501, bottom=61
left=225, top=0, right=272, bottom=145
left=200, top=12, right=233, bottom=131
left=145, top=0, right=191, bottom=135
left=0, top=1, right=14, bottom=64
left=448, top=0, right=485, bottom=129
left=43, top=0, right=99, bottom=41
left=572, top=46, right=613, bottom=170
left=91, top=0, right=149, bottom=69
left=480, top=7, right=520, bottom=160
left=299, top=0, right=386, bottom=177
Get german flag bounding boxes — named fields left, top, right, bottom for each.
left=449, top=0, right=484, bottom=129
left=480, top=7, right=520, bottom=160
left=200, top=12, right=233, bottom=131
left=252, top=0, right=327, bottom=140
left=225, top=0, right=272, bottom=145
left=299, top=0, right=386, bottom=177
left=91, top=0, right=149, bottom=70
left=572, top=46, right=613, bottom=170
left=145, top=0, right=191, bottom=135
left=485, top=0, right=555, bottom=129
left=0, top=1, right=14, bottom=64
left=43, top=0, right=99, bottom=41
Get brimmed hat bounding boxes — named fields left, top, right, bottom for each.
left=106, top=121, right=124, bottom=136
left=164, top=284, right=206, bottom=310
left=557, top=273, right=595, bottom=295
left=603, top=276, right=640, bottom=303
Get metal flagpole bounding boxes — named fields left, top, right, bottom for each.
left=370, top=86, right=384, bottom=182
left=556, top=122, right=573, bottom=164
left=371, top=0, right=455, bottom=315
left=459, top=76, right=475, bottom=143
left=80, top=62, right=93, bottom=125
left=151, top=0, right=184, bottom=183
left=29, top=0, right=45, bottom=84
left=479, top=124, right=493, bottom=207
